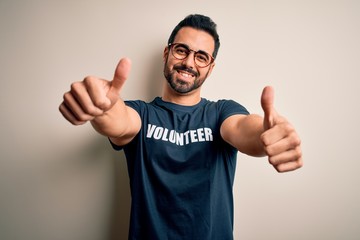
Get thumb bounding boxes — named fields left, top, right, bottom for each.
left=261, top=86, right=276, bottom=129
left=107, top=57, right=132, bottom=103
left=110, top=57, right=132, bottom=94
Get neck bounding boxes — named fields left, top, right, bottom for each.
left=161, top=82, right=202, bottom=106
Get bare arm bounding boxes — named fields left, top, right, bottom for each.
left=59, top=58, right=141, bottom=146
left=221, top=114, right=265, bottom=157
left=221, top=86, right=303, bottom=172
left=91, top=99, right=141, bottom=146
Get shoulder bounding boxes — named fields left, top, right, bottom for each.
left=203, top=98, right=249, bottom=123
left=124, top=99, right=147, bottom=108
left=124, top=97, right=160, bottom=112
left=204, top=98, right=248, bottom=110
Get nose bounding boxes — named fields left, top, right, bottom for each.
left=181, top=51, right=196, bottom=68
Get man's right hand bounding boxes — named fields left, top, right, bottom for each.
left=59, top=58, right=132, bottom=125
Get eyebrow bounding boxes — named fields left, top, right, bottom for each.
left=177, top=43, right=211, bottom=57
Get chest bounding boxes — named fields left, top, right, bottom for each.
left=138, top=107, right=222, bottom=169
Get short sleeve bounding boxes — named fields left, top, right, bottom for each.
left=218, top=99, right=249, bottom=124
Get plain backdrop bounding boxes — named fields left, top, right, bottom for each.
left=1, top=0, right=359, bottom=239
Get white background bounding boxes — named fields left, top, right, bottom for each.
left=1, top=0, right=359, bottom=239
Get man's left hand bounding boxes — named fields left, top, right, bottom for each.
left=260, top=86, right=303, bottom=172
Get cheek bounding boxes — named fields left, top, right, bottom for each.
left=163, top=48, right=173, bottom=64
left=198, top=68, right=207, bottom=77
left=164, top=53, right=174, bottom=67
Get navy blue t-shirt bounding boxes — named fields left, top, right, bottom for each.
left=111, top=97, right=249, bottom=240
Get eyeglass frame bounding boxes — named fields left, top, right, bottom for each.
left=168, top=43, right=215, bottom=68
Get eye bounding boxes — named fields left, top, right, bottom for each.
left=195, top=53, right=209, bottom=63
left=174, top=45, right=189, bottom=56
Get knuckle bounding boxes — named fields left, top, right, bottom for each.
left=62, top=92, right=68, bottom=101
left=260, top=133, right=270, bottom=146
left=276, top=164, right=290, bottom=173
left=58, top=103, right=66, bottom=116
left=268, top=157, right=276, bottom=166
left=62, top=92, right=72, bottom=104
left=93, top=99, right=105, bottom=108
left=294, top=147, right=302, bottom=159
left=271, top=162, right=282, bottom=172
left=83, top=75, right=93, bottom=82
left=265, top=146, right=275, bottom=156
left=294, top=136, right=301, bottom=146
left=83, top=75, right=98, bottom=85
left=284, top=122, right=294, bottom=132
left=70, top=81, right=82, bottom=92
left=289, top=132, right=301, bottom=146
left=297, top=160, right=304, bottom=168
left=295, top=152, right=304, bottom=167
left=94, top=98, right=111, bottom=110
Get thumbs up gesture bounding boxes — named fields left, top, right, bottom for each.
left=59, top=58, right=131, bottom=125
left=260, top=86, right=303, bottom=172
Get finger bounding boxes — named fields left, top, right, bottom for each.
left=264, top=134, right=301, bottom=157
left=59, top=102, right=87, bottom=125
left=265, top=128, right=301, bottom=156
left=70, top=81, right=104, bottom=116
left=110, top=57, right=132, bottom=94
left=63, top=92, right=95, bottom=122
left=261, top=120, right=292, bottom=146
left=268, top=146, right=302, bottom=166
left=83, top=76, right=112, bottom=110
left=272, top=156, right=303, bottom=173
left=261, top=86, right=276, bottom=129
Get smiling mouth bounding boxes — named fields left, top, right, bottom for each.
left=174, top=65, right=198, bottom=78
left=177, top=70, right=195, bottom=78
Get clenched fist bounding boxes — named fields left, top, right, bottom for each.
left=59, top=58, right=131, bottom=125
left=260, top=86, right=303, bottom=172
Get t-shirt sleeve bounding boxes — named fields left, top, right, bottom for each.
left=218, top=99, right=249, bottom=125
left=124, top=100, right=143, bottom=114
left=108, top=100, right=143, bottom=151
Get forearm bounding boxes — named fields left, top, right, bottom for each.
left=236, top=114, right=266, bottom=157
left=221, top=114, right=266, bottom=157
left=90, top=99, right=139, bottom=139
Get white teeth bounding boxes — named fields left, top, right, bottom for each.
left=179, top=71, right=192, bottom=78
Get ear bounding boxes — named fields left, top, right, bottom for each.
left=207, top=61, right=216, bottom=76
left=163, top=46, right=169, bottom=62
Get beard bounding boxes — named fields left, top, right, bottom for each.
left=163, top=61, right=208, bottom=94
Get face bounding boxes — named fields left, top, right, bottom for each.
left=163, top=27, right=215, bottom=94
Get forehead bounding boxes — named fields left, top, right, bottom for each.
left=173, top=27, right=215, bottom=54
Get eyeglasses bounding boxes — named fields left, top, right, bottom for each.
left=168, top=43, right=214, bottom=68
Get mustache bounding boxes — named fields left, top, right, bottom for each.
left=173, top=65, right=199, bottom=77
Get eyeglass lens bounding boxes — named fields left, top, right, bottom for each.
left=171, top=44, right=212, bottom=67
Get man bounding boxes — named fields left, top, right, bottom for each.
left=59, top=14, right=302, bottom=240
